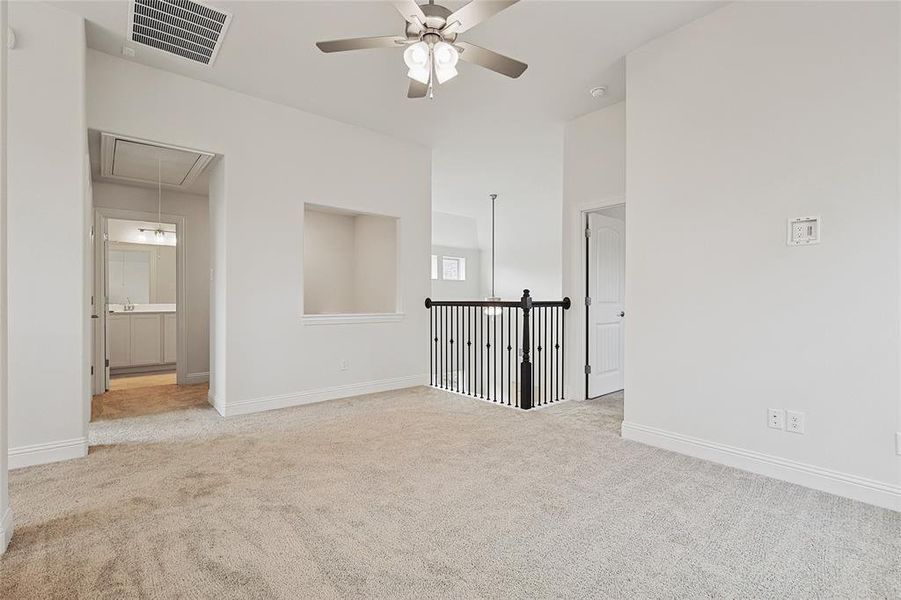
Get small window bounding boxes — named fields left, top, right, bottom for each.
left=441, top=256, right=466, bottom=281
left=431, top=255, right=438, bottom=280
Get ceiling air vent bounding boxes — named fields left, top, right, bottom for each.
left=128, top=0, right=232, bottom=66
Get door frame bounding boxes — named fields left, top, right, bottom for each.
left=574, top=197, right=626, bottom=400
left=93, top=207, right=187, bottom=396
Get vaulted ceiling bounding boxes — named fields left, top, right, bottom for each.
left=57, top=1, right=722, bottom=146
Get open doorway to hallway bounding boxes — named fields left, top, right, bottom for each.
left=88, top=131, right=214, bottom=427
left=585, top=204, right=625, bottom=401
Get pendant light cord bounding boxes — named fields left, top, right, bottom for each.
left=157, top=156, right=162, bottom=233
left=490, top=193, right=497, bottom=298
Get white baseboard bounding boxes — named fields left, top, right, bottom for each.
left=8, top=437, right=88, bottom=470
left=621, top=421, right=901, bottom=512
left=0, top=507, right=12, bottom=553
left=208, top=389, right=225, bottom=416
left=185, top=371, right=209, bottom=385
left=222, top=374, right=429, bottom=417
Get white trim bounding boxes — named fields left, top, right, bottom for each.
left=207, top=388, right=225, bottom=416
left=301, top=313, right=405, bottom=326
left=0, top=507, right=12, bottom=553
left=567, top=195, right=627, bottom=403
left=621, top=421, right=901, bottom=512
left=9, top=437, right=88, bottom=470
left=95, top=207, right=188, bottom=389
left=221, top=374, right=428, bottom=417
left=185, top=371, right=209, bottom=384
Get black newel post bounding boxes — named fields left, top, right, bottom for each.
left=520, top=289, right=533, bottom=410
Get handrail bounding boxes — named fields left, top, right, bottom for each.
left=424, top=289, right=571, bottom=410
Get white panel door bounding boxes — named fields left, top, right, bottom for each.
left=107, top=314, right=132, bottom=368
left=163, top=313, right=177, bottom=364
left=588, top=212, right=625, bottom=398
left=130, top=313, right=162, bottom=366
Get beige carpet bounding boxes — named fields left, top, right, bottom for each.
left=2, top=387, right=898, bottom=599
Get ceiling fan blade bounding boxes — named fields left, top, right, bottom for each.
left=391, top=1, right=427, bottom=31
left=445, top=0, right=519, bottom=34
left=456, top=41, right=527, bottom=78
left=316, top=36, right=406, bottom=53
left=407, top=79, right=428, bottom=99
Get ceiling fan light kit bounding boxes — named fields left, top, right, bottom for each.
left=316, top=0, right=526, bottom=99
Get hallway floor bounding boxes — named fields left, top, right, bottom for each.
left=4, top=387, right=899, bottom=599
left=91, top=381, right=209, bottom=421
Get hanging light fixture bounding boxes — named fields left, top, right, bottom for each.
left=140, top=154, right=176, bottom=246
left=484, top=193, right=502, bottom=316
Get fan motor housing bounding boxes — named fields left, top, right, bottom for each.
left=405, top=3, right=457, bottom=43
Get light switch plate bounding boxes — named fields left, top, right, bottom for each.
left=788, top=216, right=820, bottom=246
left=768, top=408, right=784, bottom=430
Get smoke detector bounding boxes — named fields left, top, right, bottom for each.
left=589, top=86, right=608, bottom=99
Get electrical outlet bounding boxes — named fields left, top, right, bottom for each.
left=767, top=408, right=784, bottom=430
left=339, top=359, right=349, bottom=371
left=786, top=410, right=805, bottom=434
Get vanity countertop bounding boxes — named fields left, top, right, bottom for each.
left=108, top=303, right=176, bottom=314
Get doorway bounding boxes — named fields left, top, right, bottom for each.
left=585, top=204, right=626, bottom=399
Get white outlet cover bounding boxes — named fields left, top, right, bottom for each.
left=786, top=410, right=805, bottom=434
left=788, top=216, right=820, bottom=246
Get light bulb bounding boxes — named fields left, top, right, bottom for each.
left=433, top=41, right=459, bottom=84
left=407, top=65, right=430, bottom=84
left=404, top=41, right=431, bottom=84
left=403, top=41, right=429, bottom=69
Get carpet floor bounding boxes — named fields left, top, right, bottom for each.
left=2, top=387, right=898, bottom=599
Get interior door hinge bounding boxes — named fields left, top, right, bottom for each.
left=585, top=296, right=591, bottom=306
left=585, top=365, right=592, bottom=375
left=90, top=366, right=94, bottom=375
left=105, top=358, right=110, bottom=367
left=584, top=227, right=592, bottom=238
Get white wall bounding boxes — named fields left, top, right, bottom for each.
left=432, top=127, right=564, bottom=301
left=432, top=211, right=479, bottom=249
left=87, top=50, right=431, bottom=415
left=0, top=0, right=11, bottom=553
left=622, top=2, right=900, bottom=509
left=303, top=209, right=355, bottom=314
left=562, top=102, right=626, bottom=400
left=94, top=182, right=209, bottom=380
left=353, top=214, right=397, bottom=314
left=7, top=2, right=88, bottom=468
left=431, top=245, right=482, bottom=301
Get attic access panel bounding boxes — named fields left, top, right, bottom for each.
left=100, top=132, right=215, bottom=190
left=128, top=0, right=232, bottom=66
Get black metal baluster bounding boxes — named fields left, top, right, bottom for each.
left=554, top=307, right=559, bottom=402
left=515, top=308, right=519, bottom=407
left=561, top=305, right=566, bottom=400
left=494, top=306, right=498, bottom=403
left=494, top=307, right=504, bottom=404
left=543, top=306, right=551, bottom=404
left=480, top=308, right=484, bottom=399
left=505, top=307, right=510, bottom=405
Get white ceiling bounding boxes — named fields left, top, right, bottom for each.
left=58, top=0, right=723, bottom=146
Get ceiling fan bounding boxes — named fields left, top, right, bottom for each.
left=316, top=0, right=527, bottom=99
